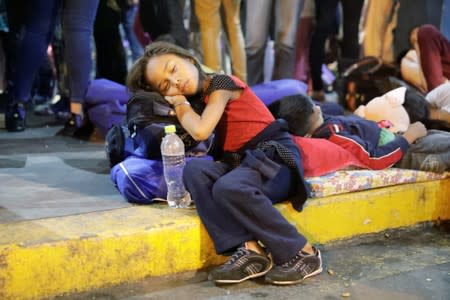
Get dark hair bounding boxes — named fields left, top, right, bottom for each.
left=403, top=88, right=429, bottom=123
left=268, top=94, right=315, bottom=136
left=125, top=91, right=200, bottom=151
left=126, top=41, right=206, bottom=93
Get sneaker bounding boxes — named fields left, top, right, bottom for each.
left=265, top=246, right=322, bottom=285
left=209, top=246, right=272, bottom=284
left=5, top=103, right=25, bottom=132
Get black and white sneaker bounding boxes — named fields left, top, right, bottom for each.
left=209, top=246, right=272, bottom=284
left=265, top=246, right=322, bottom=285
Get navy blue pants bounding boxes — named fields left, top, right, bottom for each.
left=6, top=0, right=99, bottom=103
left=184, top=159, right=307, bottom=265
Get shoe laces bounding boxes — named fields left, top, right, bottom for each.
left=224, top=247, right=251, bottom=265
left=281, top=250, right=312, bottom=268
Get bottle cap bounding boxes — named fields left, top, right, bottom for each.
left=164, top=125, right=176, bottom=134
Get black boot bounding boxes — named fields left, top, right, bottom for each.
left=57, top=113, right=94, bottom=140
left=5, top=102, right=25, bottom=132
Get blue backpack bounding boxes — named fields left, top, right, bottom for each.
left=105, top=91, right=213, bottom=204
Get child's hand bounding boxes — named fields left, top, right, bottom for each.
left=403, top=121, right=427, bottom=144
left=165, top=95, right=188, bottom=106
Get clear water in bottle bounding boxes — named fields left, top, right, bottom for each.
left=161, top=125, right=192, bottom=208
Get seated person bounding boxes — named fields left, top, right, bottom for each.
left=409, top=24, right=450, bottom=92
left=268, top=94, right=428, bottom=170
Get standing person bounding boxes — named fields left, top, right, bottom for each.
left=309, top=0, right=364, bottom=101
left=194, top=0, right=247, bottom=82
left=4, top=0, right=99, bottom=136
left=245, top=0, right=304, bottom=85
left=126, top=41, right=322, bottom=285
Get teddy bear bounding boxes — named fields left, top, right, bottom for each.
left=354, top=87, right=410, bottom=133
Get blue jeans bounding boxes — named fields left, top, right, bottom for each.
left=441, top=0, right=450, bottom=40
left=121, top=5, right=143, bottom=61
left=6, top=0, right=99, bottom=103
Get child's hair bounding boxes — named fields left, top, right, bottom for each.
left=403, top=88, right=429, bottom=123
left=126, top=41, right=206, bottom=93
left=268, top=94, right=315, bottom=136
left=403, top=88, right=449, bottom=130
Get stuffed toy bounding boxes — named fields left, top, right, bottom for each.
left=354, top=87, right=410, bottom=133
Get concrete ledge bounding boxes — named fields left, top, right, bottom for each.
left=0, top=178, right=449, bottom=300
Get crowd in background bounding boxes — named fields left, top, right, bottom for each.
left=0, top=0, right=448, bottom=137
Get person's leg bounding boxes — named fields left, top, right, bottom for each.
left=194, top=0, right=222, bottom=72
left=121, top=4, right=144, bottom=61
left=92, top=0, right=125, bottom=85
left=340, top=0, right=364, bottom=59
left=293, top=12, right=315, bottom=82
left=212, top=164, right=306, bottom=264
left=222, top=0, right=247, bottom=82
left=245, top=0, right=272, bottom=85
left=184, top=159, right=254, bottom=252
left=272, top=0, right=304, bottom=80
left=60, top=0, right=99, bottom=135
left=212, top=161, right=321, bottom=285
left=309, top=0, right=339, bottom=95
left=4, top=0, right=60, bottom=131
left=6, top=0, right=59, bottom=103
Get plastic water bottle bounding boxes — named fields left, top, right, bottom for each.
left=160, top=125, right=192, bottom=208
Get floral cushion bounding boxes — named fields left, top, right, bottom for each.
left=306, top=168, right=449, bottom=198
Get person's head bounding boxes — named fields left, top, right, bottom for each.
left=403, top=88, right=429, bottom=123
left=126, top=41, right=207, bottom=96
left=268, top=94, right=324, bottom=136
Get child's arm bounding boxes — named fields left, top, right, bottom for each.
left=328, top=122, right=426, bottom=169
left=165, top=89, right=241, bottom=141
left=328, top=132, right=409, bottom=169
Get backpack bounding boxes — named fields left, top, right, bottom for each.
left=84, top=78, right=130, bottom=137
left=335, top=56, right=399, bottom=111
left=105, top=91, right=214, bottom=167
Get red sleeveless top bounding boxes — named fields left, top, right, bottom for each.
left=203, top=75, right=274, bottom=152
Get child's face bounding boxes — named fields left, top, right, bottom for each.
left=308, top=104, right=324, bottom=134
left=145, top=53, right=199, bottom=96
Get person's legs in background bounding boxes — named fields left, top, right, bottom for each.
left=309, top=0, right=338, bottom=102
left=222, top=0, right=247, bottom=82
left=4, top=0, right=60, bottom=131
left=93, top=0, right=126, bottom=85
left=271, top=0, right=303, bottom=81
left=194, top=0, right=223, bottom=72
left=339, top=0, right=364, bottom=70
left=442, top=0, right=450, bottom=40
left=121, top=3, right=144, bottom=62
left=245, top=0, right=272, bottom=85
left=293, top=0, right=315, bottom=83
left=60, top=0, right=99, bottom=136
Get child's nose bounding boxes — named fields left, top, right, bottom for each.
left=171, top=77, right=180, bottom=88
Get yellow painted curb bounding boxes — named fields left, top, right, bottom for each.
left=0, top=178, right=449, bottom=300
